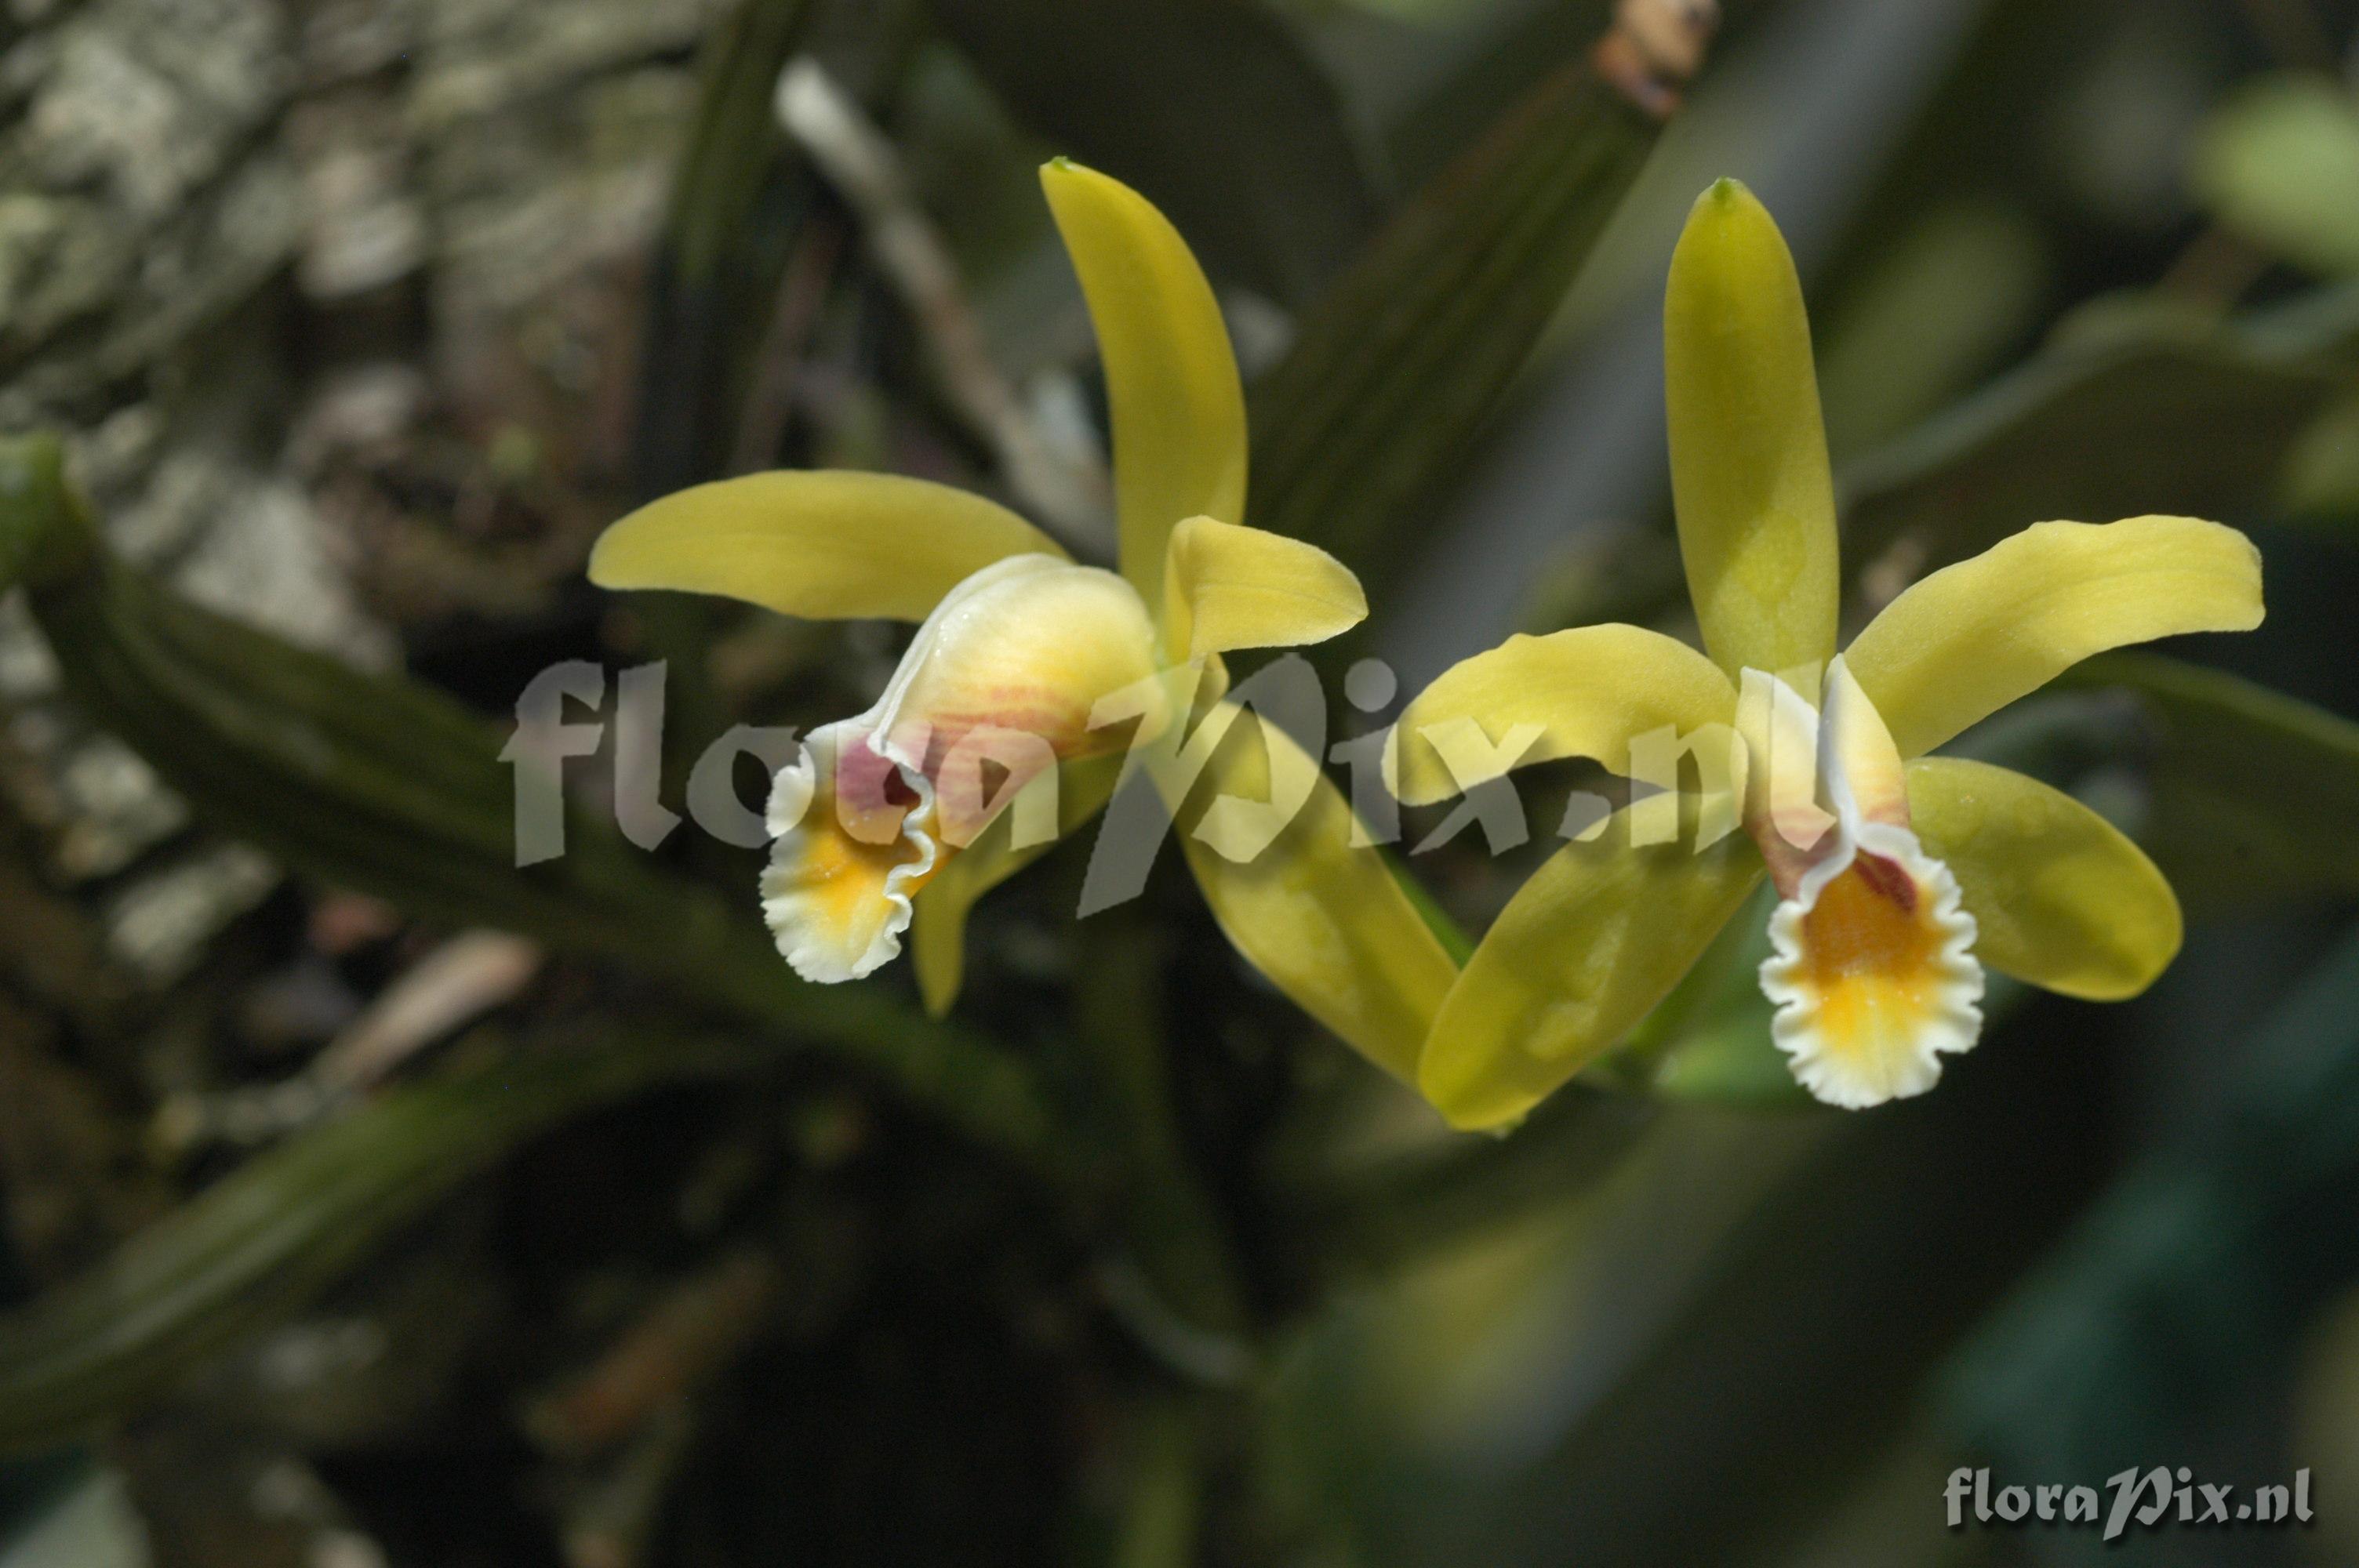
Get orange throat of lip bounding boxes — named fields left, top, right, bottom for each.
left=1796, top=853, right=1945, bottom=1044
left=804, top=793, right=946, bottom=926
left=1761, top=835, right=1984, bottom=1109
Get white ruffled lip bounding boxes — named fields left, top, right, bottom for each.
left=1759, top=822, right=1985, bottom=1109
left=760, top=724, right=940, bottom=983
left=1740, top=657, right=1986, bottom=1108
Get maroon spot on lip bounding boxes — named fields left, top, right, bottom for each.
left=1852, top=851, right=1919, bottom=913
left=881, top=770, right=920, bottom=808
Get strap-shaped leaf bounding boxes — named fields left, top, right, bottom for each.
left=1249, top=9, right=1709, bottom=603
left=0, top=437, right=1067, bottom=1185
left=0, top=1027, right=772, bottom=1455
left=1842, top=284, right=2359, bottom=566
left=2058, top=652, right=2359, bottom=911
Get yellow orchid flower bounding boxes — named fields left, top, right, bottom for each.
left=589, top=160, right=1456, bottom=1079
left=1394, top=180, right=2264, bottom=1129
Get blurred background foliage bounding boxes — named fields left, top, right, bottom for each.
left=3, top=0, right=2359, bottom=1563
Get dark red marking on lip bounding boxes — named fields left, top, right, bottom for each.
left=1851, top=851, right=1918, bottom=914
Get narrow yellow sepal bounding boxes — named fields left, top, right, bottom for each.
left=1041, top=160, right=1249, bottom=597
left=1420, top=806, right=1765, bottom=1129
left=1393, top=624, right=1737, bottom=807
left=1847, top=516, right=2266, bottom=759
left=1161, top=515, right=1366, bottom=662
left=1177, top=703, right=1457, bottom=1083
left=912, top=757, right=1126, bottom=1016
left=589, top=470, right=1065, bottom=622
left=1663, top=179, right=1841, bottom=681
left=1905, top=757, right=2182, bottom=1000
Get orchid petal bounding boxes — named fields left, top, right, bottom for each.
left=1420, top=805, right=1764, bottom=1129
left=1392, top=625, right=1737, bottom=806
left=765, top=557, right=1163, bottom=985
left=590, top=470, right=1065, bottom=622
left=1663, top=180, right=1840, bottom=680
left=1176, top=702, right=1457, bottom=1083
left=1818, top=655, right=1909, bottom=831
left=1041, top=160, right=1249, bottom=596
left=1906, top=757, right=2183, bottom=1000
left=866, top=556, right=1165, bottom=848
left=761, top=720, right=941, bottom=982
left=1758, top=822, right=1984, bottom=1109
left=1847, top=516, right=2264, bottom=759
left=1734, top=666, right=1834, bottom=889
left=1161, top=515, right=1366, bottom=661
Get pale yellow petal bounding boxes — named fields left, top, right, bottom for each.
left=1847, top=516, right=2265, bottom=759
left=772, top=558, right=1161, bottom=989
left=1161, top=515, right=1366, bottom=660
left=1663, top=180, right=1841, bottom=679
left=1420, top=807, right=1765, bottom=1130
left=1905, top=757, right=2182, bottom=1000
left=867, top=556, right=1165, bottom=848
left=1392, top=625, right=1736, bottom=806
left=1818, top=655, right=1910, bottom=831
left=1734, top=666, right=1834, bottom=890
left=1176, top=702, right=1458, bottom=1083
left=1041, top=160, right=1248, bottom=596
left=589, top=470, right=1065, bottom=622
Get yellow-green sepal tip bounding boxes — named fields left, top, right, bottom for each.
left=1663, top=176, right=1841, bottom=681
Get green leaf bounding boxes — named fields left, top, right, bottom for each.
left=0, top=436, right=1072, bottom=1189
left=0, top=1028, right=776, bottom=1456
left=2193, top=72, right=2359, bottom=278
left=1841, top=284, right=2359, bottom=567
left=1249, top=24, right=1686, bottom=607
left=928, top=0, right=1380, bottom=310
left=635, top=0, right=820, bottom=495
left=1942, top=920, right=2359, bottom=1484
left=2059, top=652, right=2359, bottom=912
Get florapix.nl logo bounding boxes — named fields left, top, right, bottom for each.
left=1946, top=1466, right=2314, bottom=1542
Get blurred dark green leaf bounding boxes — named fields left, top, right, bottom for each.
left=2059, top=652, right=2359, bottom=913
left=0, top=1027, right=773, bottom=1457
left=1454, top=1023, right=2106, bottom=1567
left=2192, top=72, right=2359, bottom=279
left=635, top=0, right=821, bottom=495
left=1841, top=284, right=2359, bottom=568
left=1250, top=36, right=1672, bottom=608
left=1943, top=920, right=2359, bottom=1492
left=927, top=0, right=1380, bottom=310
left=1815, top=197, right=2048, bottom=460
left=0, top=435, right=1071, bottom=1188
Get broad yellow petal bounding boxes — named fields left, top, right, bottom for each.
left=1421, top=806, right=1765, bottom=1129
left=1041, top=160, right=1249, bottom=596
left=1906, top=757, right=2182, bottom=1000
left=1663, top=180, right=1841, bottom=679
left=1176, top=702, right=1457, bottom=1083
left=1847, top=516, right=2264, bottom=759
left=1393, top=625, right=1736, bottom=806
left=1161, top=515, right=1366, bottom=660
left=590, top=470, right=1065, bottom=622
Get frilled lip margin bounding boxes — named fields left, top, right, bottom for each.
left=1761, top=820, right=1984, bottom=1108
left=761, top=722, right=943, bottom=984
